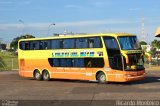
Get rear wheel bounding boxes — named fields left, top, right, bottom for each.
left=34, top=70, right=42, bottom=81
left=42, top=71, right=50, bottom=81
left=97, top=72, right=106, bottom=83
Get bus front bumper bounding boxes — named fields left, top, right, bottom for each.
left=124, top=74, right=145, bottom=82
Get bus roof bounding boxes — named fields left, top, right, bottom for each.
left=155, top=27, right=160, bottom=37
left=19, top=33, right=136, bottom=42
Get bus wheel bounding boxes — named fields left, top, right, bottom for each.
left=42, top=70, right=50, bottom=81
left=97, top=72, right=106, bottom=83
left=34, top=70, right=42, bottom=81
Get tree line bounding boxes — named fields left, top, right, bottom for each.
left=10, top=34, right=35, bottom=50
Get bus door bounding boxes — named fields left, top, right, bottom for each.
left=103, top=37, right=123, bottom=80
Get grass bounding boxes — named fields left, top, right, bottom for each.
left=0, top=52, right=18, bottom=71
left=145, top=64, right=160, bottom=71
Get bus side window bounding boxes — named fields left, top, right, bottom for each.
left=89, top=37, right=102, bottom=48
left=25, top=42, right=30, bottom=50
left=51, top=40, right=60, bottom=49
left=79, top=59, right=85, bottom=67
left=30, top=41, right=34, bottom=50
left=44, top=40, right=50, bottom=50
left=76, top=38, right=88, bottom=48
left=20, top=42, right=25, bottom=50
left=66, top=58, right=72, bottom=67
left=60, top=58, right=72, bottom=67
left=84, top=58, right=104, bottom=68
left=59, top=40, right=63, bottom=49
left=60, top=58, right=66, bottom=67
left=89, top=38, right=94, bottom=48
left=53, top=59, right=59, bottom=67
left=104, top=37, right=119, bottom=49
left=73, top=58, right=85, bottom=67
left=63, top=39, right=75, bottom=49
left=73, top=59, right=79, bottom=67
left=39, top=41, right=44, bottom=50
left=35, top=41, right=39, bottom=50
left=30, top=41, right=39, bottom=50
left=94, top=37, right=102, bottom=48
left=90, top=58, right=104, bottom=68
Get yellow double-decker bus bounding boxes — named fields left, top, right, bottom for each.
left=18, top=33, right=145, bottom=83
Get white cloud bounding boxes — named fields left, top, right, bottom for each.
left=1, top=19, right=159, bottom=43
left=90, top=1, right=111, bottom=7
left=65, top=4, right=85, bottom=10
left=66, top=5, right=79, bottom=8
left=0, top=19, right=139, bottom=31
left=0, top=1, right=13, bottom=4
left=55, top=20, right=138, bottom=27
left=129, top=8, right=141, bottom=11
left=19, top=1, right=32, bottom=6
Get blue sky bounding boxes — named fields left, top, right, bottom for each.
left=0, top=0, right=160, bottom=43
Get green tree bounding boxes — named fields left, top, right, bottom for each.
left=10, top=34, right=35, bottom=50
left=150, top=39, right=160, bottom=57
left=151, top=39, right=160, bottom=49
left=139, top=41, right=147, bottom=46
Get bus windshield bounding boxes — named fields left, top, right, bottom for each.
left=118, top=36, right=141, bottom=50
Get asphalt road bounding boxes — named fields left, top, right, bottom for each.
left=0, top=71, right=160, bottom=106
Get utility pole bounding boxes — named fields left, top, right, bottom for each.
left=141, top=17, right=146, bottom=41
left=19, top=19, right=25, bottom=35
left=47, top=23, right=55, bottom=36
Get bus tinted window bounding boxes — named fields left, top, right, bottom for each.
left=89, top=37, right=102, bottom=48
left=73, top=58, right=85, bottom=67
left=66, top=58, right=72, bottom=67
left=76, top=38, right=88, bottom=48
left=20, top=37, right=102, bottom=50
left=86, top=58, right=104, bottom=68
left=48, top=58, right=104, bottom=68
left=104, top=37, right=119, bottom=49
left=39, top=41, right=43, bottom=50
left=63, top=39, right=75, bottom=49
left=20, top=42, right=25, bottom=50
left=43, top=40, right=51, bottom=49
left=53, top=59, right=59, bottom=67
left=51, top=40, right=60, bottom=49
left=20, top=42, right=30, bottom=50
left=60, top=59, right=66, bottom=67
left=30, top=41, right=39, bottom=50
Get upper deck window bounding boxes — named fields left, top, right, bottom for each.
left=103, top=37, right=119, bottom=49
left=20, top=41, right=30, bottom=50
left=76, top=38, right=88, bottom=48
left=89, top=37, right=102, bottom=48
left=30, top=41, right=39, bottom=50
left=19, top=36, right=102, bottom=50
left=51, top=40, right=61, bottom=49
left=63, top=39, right=75, bottom=49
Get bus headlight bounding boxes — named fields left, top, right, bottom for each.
left=126, top=74, right=132, bottom=77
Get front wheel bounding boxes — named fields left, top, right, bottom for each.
left=97, top=72, right=106, bottom=83
left=42, top=71, right=50, bottom=81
